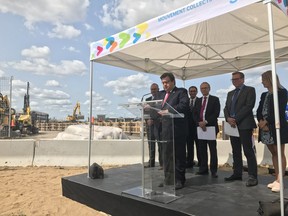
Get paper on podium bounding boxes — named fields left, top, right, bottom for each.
left=197, top=126, right=216, bottom=140
left=223, top=121, right=239, bottom=137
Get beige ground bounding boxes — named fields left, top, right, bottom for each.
left=0, top=166, right=110, bottom=216
left=0, top=164, right=270, bottom=216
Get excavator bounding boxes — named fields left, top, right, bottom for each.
left=0, top=93, right=16, bottom=136
left=17, top=82, right=39, bottom=134
left=66, top=102, right=84, bottom=122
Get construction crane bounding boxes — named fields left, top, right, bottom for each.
left=17, top=82, right=38, bottom=134
left=66, top=102, right=84, bottom=122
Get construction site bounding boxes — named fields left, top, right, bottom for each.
left=0, top=76, right=143, bottom=139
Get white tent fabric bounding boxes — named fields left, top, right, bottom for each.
left=90, top=0, right=288, bottom=80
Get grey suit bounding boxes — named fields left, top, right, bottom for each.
left=224, top=85, right=258, bottom=178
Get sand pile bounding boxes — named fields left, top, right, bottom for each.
left=0, top=166, right=110, bottom=216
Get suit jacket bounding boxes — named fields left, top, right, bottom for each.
left=224, top=85, right=257, bottom=130
left=154, top=87, right=189, bottom=139
left=187, top=97, right=201, bottom=128
left=193, top=95, right=220, bottom=134
left=256, top=88, right=288, bottom=144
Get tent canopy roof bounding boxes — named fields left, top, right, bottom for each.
left=90, top=0, right=288, bottom=80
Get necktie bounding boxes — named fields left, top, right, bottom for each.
left=162, top=92, right=170, bottom=107
left=189, top=98, right=193, bottom=111
left=200, top=96, right=207, bottom=121
left=230, top=88, right=240, bottom=117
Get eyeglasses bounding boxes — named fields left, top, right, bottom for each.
left=231, top=77, right=242, bottom=81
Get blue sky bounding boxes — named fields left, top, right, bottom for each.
left=0, top=0, right=287, bottom=120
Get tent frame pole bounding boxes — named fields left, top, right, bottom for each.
left=87, top=60, right=94, bottom=178
left=264, top=1, right=284, bottom=215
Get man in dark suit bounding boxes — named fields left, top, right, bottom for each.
left=154, top=72, right=189, bottom=190
left=193, top=82, right=220, bottom=178
left=223, top=71, right=258, bottom=187
left=186, top=86, right=201, bottom=168
left=145, top=83, right=162, bottom=168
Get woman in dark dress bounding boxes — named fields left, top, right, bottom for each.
left=256, top=70, right=288, bottom=192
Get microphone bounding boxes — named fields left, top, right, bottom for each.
left=141, top=93, right=151, bottom=102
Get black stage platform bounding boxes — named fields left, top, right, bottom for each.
left=62, top=164, right=286, bottom=216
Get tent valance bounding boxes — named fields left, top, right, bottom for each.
left=90, top=0, right=288, bottom=80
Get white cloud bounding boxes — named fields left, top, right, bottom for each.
left=43, top=99, right=71, bottom=106
left=48, top=23, right=81, bottom=39
left=0, top=69, right=5, bottom=77
left=63, top=46, right=80, bottom=53
left=128, top=97, right=140, bottom=103
left=32, top=88, right=70, bottom=100
left=83, top=23, right=93, bottom=30
left=0, top=46, right=87, bottom=76
left=45, top=80, right=61, bottom=87
left=99, top=0, right=192, bottom=29
left=21, top=46, right=50, bottom=59
left=105, top=73, right=151, bottom=97
left=84, top=92, right=112, bottom=107
left=0, top=0, right=89, bottom=26
left=4, top=56, right=87, bottom=77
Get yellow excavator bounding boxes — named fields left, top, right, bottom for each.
left=0, top=93, right=16, bottom=133
left=17, top=82, right=38, bottom=134
left=66, top=102, right=84, bottom=122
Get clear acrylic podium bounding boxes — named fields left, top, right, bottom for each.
left=120, top=100, right=184, bottom=203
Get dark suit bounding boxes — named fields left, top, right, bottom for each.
left=193, top=95, right=220, bottom=174
left=224, top=85, right=257, bottom=178
left=145, top=96, right=163, bottom=167
left=186, top=97, right=201, bottom=167
left=256, top=88, right=288, bottom=144
left=154, top=87, right=189, bottom=185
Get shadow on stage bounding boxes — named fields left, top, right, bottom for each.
left=62, top=164, right=285, bottom=216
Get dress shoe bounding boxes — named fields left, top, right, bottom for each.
left=144, top=162, right=155, bottom=168
left=196, top=171, right=208, bottom=175
left=224, top=175, right=242, bottom=181
left=175, top=181, right=184, bottom=190
left=158, top=166, right=163, bottom=170
left=246, top=177, right=258, bottom=187
left=211, top=173, right=218, bottom=178
left=144, top=164, right=155, bottom=168
left=186, top=163, right=194, bottom=168
left=158, top=182, right=164, bottom=187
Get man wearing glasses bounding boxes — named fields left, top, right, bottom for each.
left=223, top=71, right=258, bottom=187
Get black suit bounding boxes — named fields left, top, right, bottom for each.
left=145, top=96, right=163, bottom=167
left=186, top=97, right=201, bottom=167
left=154, top=87, right=189, bottom=185
left=224, top=85, right=257, bottom=178
left=193, top=95, right=220, bottom=174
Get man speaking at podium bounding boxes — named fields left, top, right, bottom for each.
left=154, top=72, right=189, bottom=190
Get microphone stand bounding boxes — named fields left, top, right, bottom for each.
left=141, top=93, right=151, bottom=102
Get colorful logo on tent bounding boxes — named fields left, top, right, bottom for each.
left=93, top=22, right=150, bottom=58
left=275, top=0, right=288, bottom=15
left=278, top=0, right=287, bottom=7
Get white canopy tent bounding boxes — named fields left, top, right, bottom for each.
left=89, top=0, right=288, bottom=214
left=90, top=0, right=288, bottom=80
